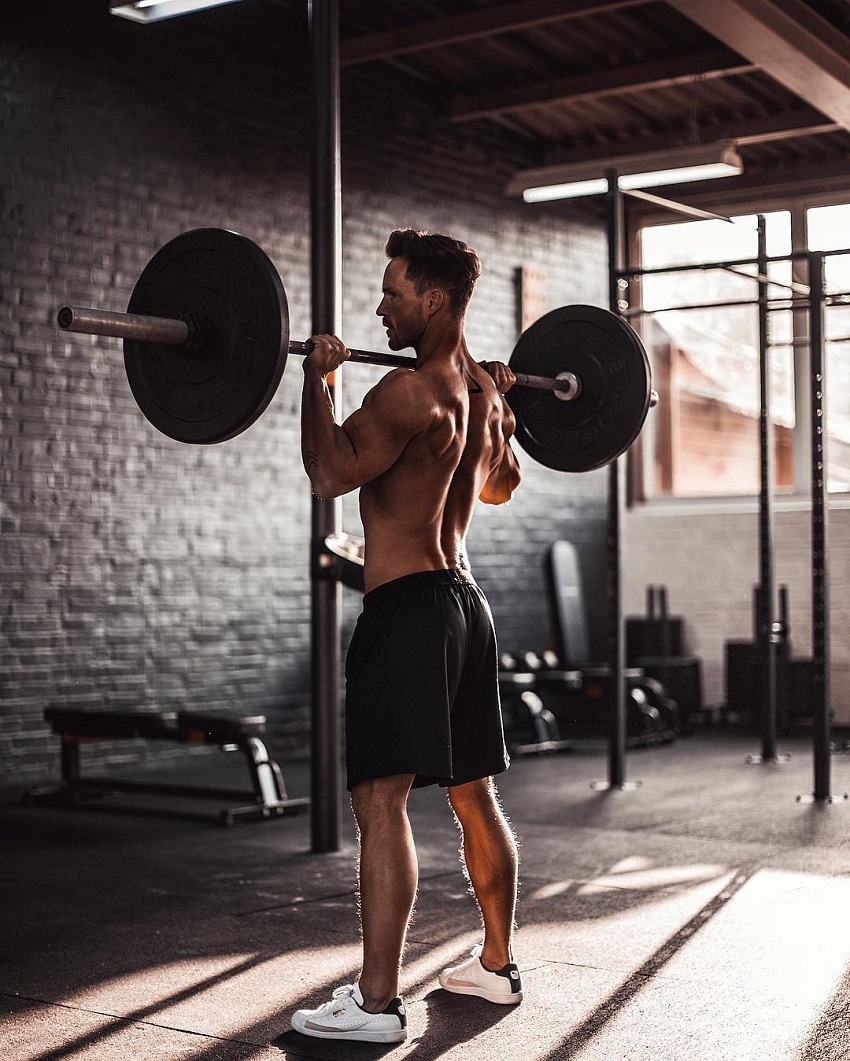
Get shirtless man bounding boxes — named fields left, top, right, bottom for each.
left=291, top=229, right=522, bottom=1045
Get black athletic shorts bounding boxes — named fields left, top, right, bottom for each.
left=344, top=568, right=509, bottom=791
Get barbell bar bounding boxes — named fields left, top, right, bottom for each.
left=55, top=227, right=656, bottom=472
left=56, top=304, right=584, bottom=399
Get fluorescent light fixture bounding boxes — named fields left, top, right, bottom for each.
left=110, top=0, right=243, bottom=23
left=507, top=141, right=744, bottom=203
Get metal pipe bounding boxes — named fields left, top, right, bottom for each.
left=619, top=245, right=850, bottom=281
left=57, top=307, right=597, bottom=398
left=625, top=261, right=809, bottom=296
left=621, top=186, right=749, bottom=227
left=756, top=216, right=779, bottom=763
left=605, top=169, right=628, bottom=791
left=309, top=0, right=343, bottom=854
left=722, top=265, right=810, bottom=297
left=790, top=203, right=811, bottom=499
left=809, top=252, right=832, bottom=803
left=625, top=296, right=804, bottom=317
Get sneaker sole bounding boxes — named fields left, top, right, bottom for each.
left=439, top=979, right=523, bottom=1005
left=293, top=1023, right=407, bottom=1043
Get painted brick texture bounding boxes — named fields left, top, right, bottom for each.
left=624, top=504, right=850, bottom=723
left=2, top=4, right=609, bottom=785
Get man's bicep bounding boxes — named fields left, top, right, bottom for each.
left=339, top=380, right=423, bottom=485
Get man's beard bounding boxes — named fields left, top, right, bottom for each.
left=387, top=310, right=426, bottom=352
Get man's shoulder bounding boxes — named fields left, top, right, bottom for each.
left=364, top=366, right=418, bottom=405
left=356, top=368, right=438, bottom=436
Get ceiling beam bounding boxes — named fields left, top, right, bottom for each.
left=544, top=108, right=840, bottom=166
left=449, top=47, right=755, bottom=123
left=340, top=0, right=650, bottom=67
left=666, top=0, right=850, bottom=131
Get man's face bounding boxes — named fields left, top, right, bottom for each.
left=376, top=257, right=429, bottom=351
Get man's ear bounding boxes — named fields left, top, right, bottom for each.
left=425, top=288, right=446, bottom=316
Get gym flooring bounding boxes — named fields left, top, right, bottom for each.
left=2, top=730, right=849, bottom=1060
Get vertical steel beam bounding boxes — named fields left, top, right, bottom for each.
left=604, top=170, right=628, bottom=789
left=756, top=216, right=779, bottom=762
left=308, top=0, right=343, bottom=853
left=809, top=252, right=832, bottom=802
left=790, top=204, right=811, bottom=496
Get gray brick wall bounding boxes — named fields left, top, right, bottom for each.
left=2, top=3, right=609, bottom=785
left=624, top=503, right=850, bottom=723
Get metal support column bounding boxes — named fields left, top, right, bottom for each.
left=790, top=204, right=811, bottom=496
left=747, top=217, right=788, bottom=765
left=593, top=171, right=638, bottom=791
left=798, top=253, right=846, bottom=804
left=308, top=0, right=343, bottom=852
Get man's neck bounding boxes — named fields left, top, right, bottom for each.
left=414, top=317, right=465, bottom=369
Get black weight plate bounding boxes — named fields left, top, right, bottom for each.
left=125, top=228, right=289, bottom=444
left=507, top=305, right=652, bottom=473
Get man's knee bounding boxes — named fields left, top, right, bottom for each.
left=447, top=776, right=498, bottom=818
left=351, top=774, right=415, bottom=827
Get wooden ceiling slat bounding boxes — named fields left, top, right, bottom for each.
left=449, top=47, right=756, bottom=122
left=340, top=0, right=651, bottom=66
left=544, top=107, right=843, bottom=163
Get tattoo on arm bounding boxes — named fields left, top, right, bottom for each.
left=305, top=450, right=320, bottom=474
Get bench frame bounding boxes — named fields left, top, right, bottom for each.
left=26, top=709, right=310, bottom=826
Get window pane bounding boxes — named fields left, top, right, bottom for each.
left=646, top=306, right=793, bottom=497
left=639, top=212, right=792, bottom=497
left=808, top=204, right=850, bottom=252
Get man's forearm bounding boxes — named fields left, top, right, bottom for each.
left=301, top=370, right=356, bottom=499
left=301, top=370, right=336, bottom=496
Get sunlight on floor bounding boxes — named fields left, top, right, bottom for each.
left=29, top=864, right=850, bottom=1060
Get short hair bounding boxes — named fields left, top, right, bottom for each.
left=385, top=228, right=480, bottom=318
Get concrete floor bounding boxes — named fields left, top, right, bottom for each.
left=2, top=730, right=850, bottom=1060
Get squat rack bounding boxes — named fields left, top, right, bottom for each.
left=607, top=181, right=850, bottom=803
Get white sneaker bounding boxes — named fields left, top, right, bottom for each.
left=291, top=983, right=407, bottom=1043
left=439, top=944, right=523, bottom=1004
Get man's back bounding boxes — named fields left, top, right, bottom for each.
left=441, top=357, right=519, bottom=569
left=357, top=356, right=468, bottom=591
left=355, top=350, right=519, bottom=590
left=301, top=230, right=519, bottom=592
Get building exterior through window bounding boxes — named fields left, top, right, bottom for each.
left=637, top=205, right=850, bottom=498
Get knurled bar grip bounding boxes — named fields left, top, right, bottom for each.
left=57, top=304, right=584, bottom=399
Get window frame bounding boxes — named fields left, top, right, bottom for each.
left=628, top=190, right=850, bottom=509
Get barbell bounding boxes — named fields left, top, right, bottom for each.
left=56, top=227, right=656, bottom=473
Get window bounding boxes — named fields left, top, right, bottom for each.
left=637, top=205, right=850, bottom=498
left=638, top=212, right=793, bottom=498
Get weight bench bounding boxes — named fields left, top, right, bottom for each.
left=540, top=541, right=680, bottom=746
left=26, top=708, right=310, bottom=826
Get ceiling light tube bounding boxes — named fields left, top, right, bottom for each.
left=110, top=0, right=243, bottom=23
left=508, top=141, right=744, bottom=203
